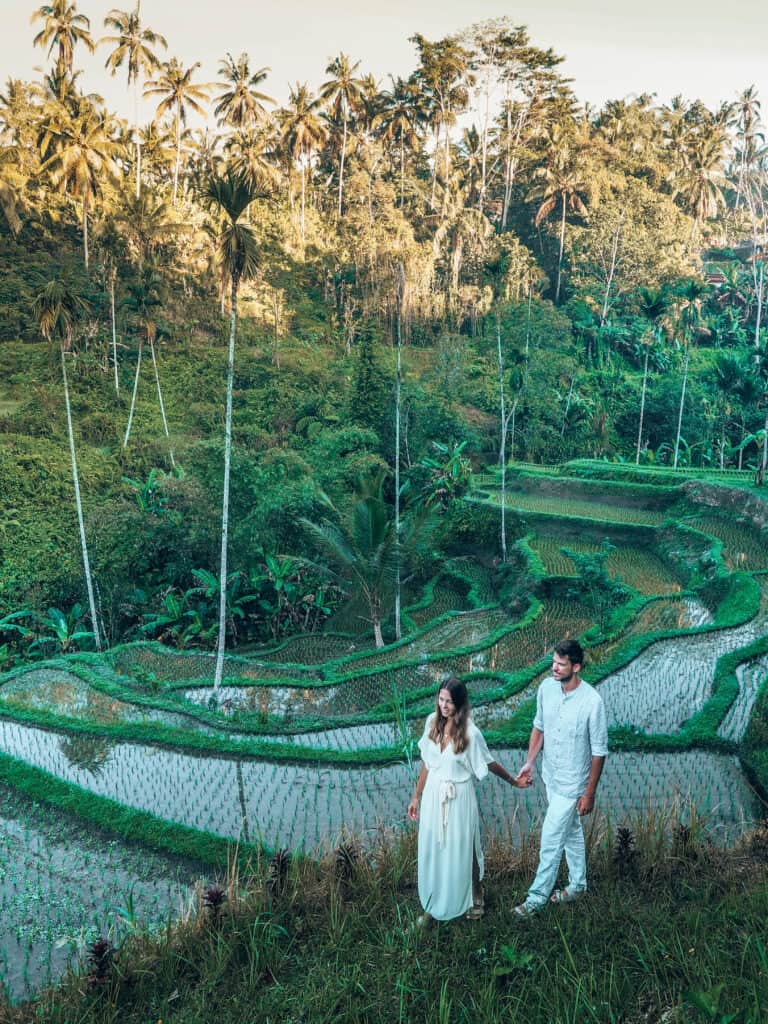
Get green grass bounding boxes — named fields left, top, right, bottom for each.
left=5, top=818, right=768, bottom=1023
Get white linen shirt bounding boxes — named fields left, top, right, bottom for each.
left=533, top=676, right=608, bottom=799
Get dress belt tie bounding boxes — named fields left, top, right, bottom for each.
left=438, top=781, right=457, bottom=847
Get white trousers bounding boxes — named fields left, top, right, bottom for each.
left=526, top=787, right=587, bottom=909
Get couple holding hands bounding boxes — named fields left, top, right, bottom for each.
left=407, top=639, right=608, bottom=925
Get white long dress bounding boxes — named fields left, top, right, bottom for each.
left=417, top=713, right=494, bottom=921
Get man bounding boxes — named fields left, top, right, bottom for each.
left=513, top=639, right=608, bottom=916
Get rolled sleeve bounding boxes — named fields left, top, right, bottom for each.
left=589, top=696, right=609, bottom=758
left=533, top=684, right=545, bottom=733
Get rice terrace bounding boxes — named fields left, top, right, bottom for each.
left=2, top=0, right=768, bottom=1020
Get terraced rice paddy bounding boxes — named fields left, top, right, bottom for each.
left=1, top=473, right=767, bottom=1002
left=0, top=784, right=206, bottom=1002
left=0, top=725, right=757, bottom=860
left=719, top=652, right=768, bottom=742
left=531, top=537, right=683, bottom=594
left=598, top=600, right=768, bottom=733
left=682, top=514, right=768, bottom=571
left=473, top=491, right=669, bottom=526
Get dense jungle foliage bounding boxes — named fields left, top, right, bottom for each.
left=1, top=3, right=768, bottom=663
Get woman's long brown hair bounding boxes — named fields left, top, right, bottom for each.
left=428, top=677, right=470, bottom=754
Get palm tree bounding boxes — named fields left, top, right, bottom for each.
left=319, top=53, right=365, bottom=217
left=278, top=83, right=327, bottom=241
left=303, top=469, right=431, bottom=649
left=0, top=146, right=22, bottom=235
left=112, top=189, right=176, bottom=268
left=670, top=125, right=728, bottom=241
left=528, top=123, right=590, bottom=304
left=635, top=287, right=669, bottom=464
left=224, top=125, right=280, bottom=192
left=712, top=353, right=746, bottom=468
left=671, top=279, right=708, bottom=468
left=31, top=0, right=95, bottom=79
left=37, top=95, right=120, bottom=269
left=373, top=76, right=423, bottom=207
left=32, top=279, right=102, bottom=652
left=102, top=3, right=167, bottom=198
left=144, top=57, right=209, bottom=204
left=201, top=170, right=261, bottom=688
left=213, top=53, right=274, bottom=131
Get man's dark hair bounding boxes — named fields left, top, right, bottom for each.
left=554, top=639, right=584, bottom=666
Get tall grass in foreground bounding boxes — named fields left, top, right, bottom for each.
left=2, top=812, right=768, bottom=1024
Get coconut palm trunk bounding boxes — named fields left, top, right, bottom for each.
left=149, top=337, right=175, bottom=469
left=123, top=339, right=143, bottom=447
left=636, top=344, right=650, bottom=464
left=497, top=311, right=508, bottom=562
left=110, top=273, right=119, bottom=394
left=673, top=345, right=691, bottom=469
left=61, top=343, right=101, bottom=651
left=213, top=273, right=239, bottom=689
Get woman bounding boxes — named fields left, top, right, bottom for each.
left=407, top=677, right=529, bottom=924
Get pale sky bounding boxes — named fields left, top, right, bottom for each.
left=4, top=0, right=767, bottom=125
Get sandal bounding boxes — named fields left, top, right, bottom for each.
left=465, top=898, right=485, bottom=920
left=512, top=902, right=538, bottom=918
left=550, top=887, right=581, bottom=904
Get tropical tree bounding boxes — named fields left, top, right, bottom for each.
left=201, top=170, right=262, bottom=688
left=32, top=0, right=95, bottom=79
left=37, top=95, right=120, bottom=269
left=102, top=3, right=168, bottom=197
left=144, top=57, right=210, bottom=204
left=712, top=352, right=746, bottom=468
left=319, top=53, right=366, bottom=217
left=528, top=123, right=590, bottom=303
left=302, top=469, right=432, bottom=649
left=278, top=83, right=327, bottom=241
left=635, top=287, right=669, bottom=463
left=373, top=75, right=423, bottom=207
left=670, top=124, right=728, bottom=240
left=32, top=279, right=102, bottom=651
left=671, top=278, right=708, bottom=468
left=410, top=33, right=473, bottom=211
left=213, top=52, right=274, bottom=131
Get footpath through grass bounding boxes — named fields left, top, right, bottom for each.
left=4, top=817, right=768, bottom=1024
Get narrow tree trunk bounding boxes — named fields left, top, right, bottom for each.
left=110, top=275, right=119, bottom=394
left=123, top=339, right=143, bottom=447
left=61, top=343, right=101, bottom=652
left=173, top=107, right=181, bottom=206
left=754, top=260, right=764, bottom=348
left=555, top=193, right=566, bottom=304
left=400, top=130, right=405, bottom=208
left=300, top=160, right=306, bottom=242
left=497, top=311, right=507, bottom=563
left=600, top=222, right=621, bottom=325
left=337, top=105, right=347, bottom=219
left=134, top=75, right=141, bottom=200
left=149, top=337, right=175, bottom=469
left=214, top=278, right=239, bottom=689
left=673, top=344, right=690, bottom=469
left=82, top=194, right=89, bottom=271
left=636, top=344, right=650, bottom=464
left=394, top=264, right=404, bottom=640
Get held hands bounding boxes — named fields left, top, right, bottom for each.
left=407, top=797, right=420, bottom=822
left=515, top=762, right=534, bottom=786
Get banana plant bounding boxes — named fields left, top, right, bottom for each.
left=29, top=605, right=95, bottom=656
